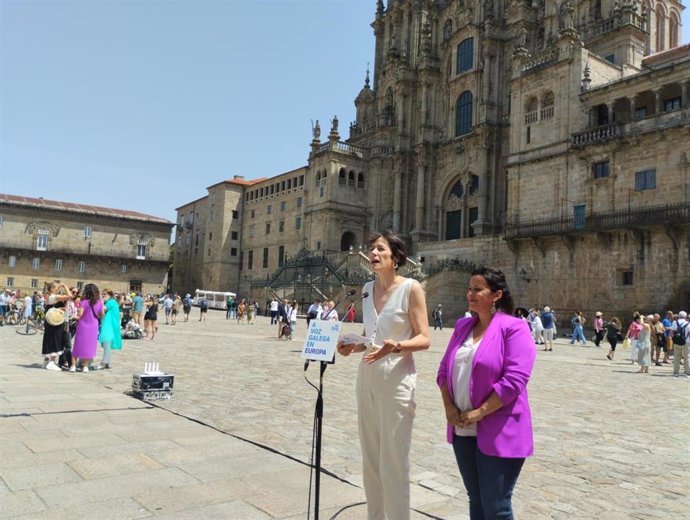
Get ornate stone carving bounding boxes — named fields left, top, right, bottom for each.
left=129, top=233, right=155, bottom=247
left=25, top=222, right=60, bottom=237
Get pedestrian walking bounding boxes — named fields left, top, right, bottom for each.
left=593, top=311, right=605, bottom=348
left=569, top=311, right=587, bottom=345
left=636, top=316, right=653, bottom=374
left=144, top=296, right=158, bottom=339
left=671, top=311, right=690, bottom=377
left=433, top=304, right=444, bottom=330
left=269, top=297, right=279, bottom=325
left=605, top=317, right=622, bottom=360
left=182, top=294, right=192, bottom=322
left=541, top=306, right=556, bottom=352
left=198, top=297, right=208, bottom=321
left=625, top=313, right=643, bottom=364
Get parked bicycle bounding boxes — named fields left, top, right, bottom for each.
left=16, top=308, right=45, bottom=335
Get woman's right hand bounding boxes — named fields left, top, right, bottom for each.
left=444, top=402, right=462, bottom=427
left=337, top=341, right=364, bottom=356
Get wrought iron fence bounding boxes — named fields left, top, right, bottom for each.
left=505, top=201, right=690, bottom=238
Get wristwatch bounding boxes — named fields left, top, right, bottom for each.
left=393, top=342, right=403, bottom=353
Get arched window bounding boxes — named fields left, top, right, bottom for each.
left=541, top=91, right=554, bottom=120
left=449, top=180, right=464, bottom=199
left=456, top=37, right=474, bottom=74
left=525, top=96, right=538, bottom=124
left=357, top=172, right=365, bottom=189
left=656, top=5, right=666, bottom=51
left=348, top=170, right=355, bottom=186
left=316, top=171, right=322, bottom=185
left=339, top=168, right=346, bottom=185
left=340, top=231, right=357, bottom=251
left=455, top=91, right=473, bottom=136
left=669, top=11, right=680, bottom=47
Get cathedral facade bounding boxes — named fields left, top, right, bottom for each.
left=175, top=0, right=689, bottom=316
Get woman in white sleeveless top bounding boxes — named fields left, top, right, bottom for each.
left=337, top=232, right=430, bottom=520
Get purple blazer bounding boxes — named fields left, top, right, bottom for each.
left=437, top=312, right=536, bottom=458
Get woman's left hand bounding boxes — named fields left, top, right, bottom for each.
left=458, top=408, right=484, bottom=427
left=362, top=339, right=398, bottom=364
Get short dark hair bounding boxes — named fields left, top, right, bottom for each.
left=471, top=266, right=515, bottom=315
left=368, top=231, right=407, bottom=269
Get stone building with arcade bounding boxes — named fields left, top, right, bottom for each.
left=174, top=0, right=688, bottom=320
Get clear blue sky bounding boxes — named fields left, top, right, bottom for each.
left=1, top=0, right=689, bottom=229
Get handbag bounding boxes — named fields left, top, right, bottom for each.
left=622, top=338, right=631, bottom=349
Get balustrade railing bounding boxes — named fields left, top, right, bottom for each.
left=540, top=106, right=554, bottom=120
left=333, top=141, right=366, bottom=157
left=312, top=140, right=367, bottom=159
left=578, top=11, right=648, bottom=41
left=0, top=241, right=170, bottom=263
left=506, top=201, right=690, bottom=238
left=422, top=258, right=477, bottom=277
left=521, top=48, right=559, bottom=74
left=571, top=123, right=619, bottom=146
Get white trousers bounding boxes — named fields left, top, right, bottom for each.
left=357, top=351, right=416, bottom=520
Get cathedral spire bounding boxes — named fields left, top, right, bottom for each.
left=364, top=63, right=370, bottom=89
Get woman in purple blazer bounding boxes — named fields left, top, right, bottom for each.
left=437, top=266, right=536, bottom=520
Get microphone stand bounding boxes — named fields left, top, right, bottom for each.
left=312, top=360, right=327, bottom=520
left=306, top=289, right=355, bottom=520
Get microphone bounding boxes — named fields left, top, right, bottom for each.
left=360, top=292, right=369, bottom=299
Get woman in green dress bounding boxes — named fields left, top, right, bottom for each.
left=97, top=289, right=122, bottom=369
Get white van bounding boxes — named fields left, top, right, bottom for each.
left=192, top=290, right=236, bottom=310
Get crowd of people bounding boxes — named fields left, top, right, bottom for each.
left=511, top=305, right=689, bottom=377
left=0, top=286, right=212, bottom=372
left=2, top=231, right=687, bottom=519
left=31, top=283, right=130, bottom=372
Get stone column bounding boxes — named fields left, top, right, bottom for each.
left=629, top=94, right=637, bottom=121
left=607, top=102, right=614, bottom=124
left=393, top=170, right=402, bottom=232
left=681, top=81, right=688, bottom=109
left=415, top=165, right=425, bottom=231
left=653, top=88, right=662, bottom=115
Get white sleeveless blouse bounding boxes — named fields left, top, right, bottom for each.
left=362, top=278, right=415, bottom=346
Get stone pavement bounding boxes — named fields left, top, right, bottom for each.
left=1, top=311, right=688, bottom=519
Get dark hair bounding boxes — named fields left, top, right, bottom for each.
left=82, top=283, right=100, bottom=306
left=368, top=231, right=407, bottom=269
left=471, top=266, right=515, bottom=315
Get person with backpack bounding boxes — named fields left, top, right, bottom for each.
left=198, top=297, right=209, bottom=321
left=182, top=294, right=192, bottom=322
left=671, top=311, right=689, bottom=378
